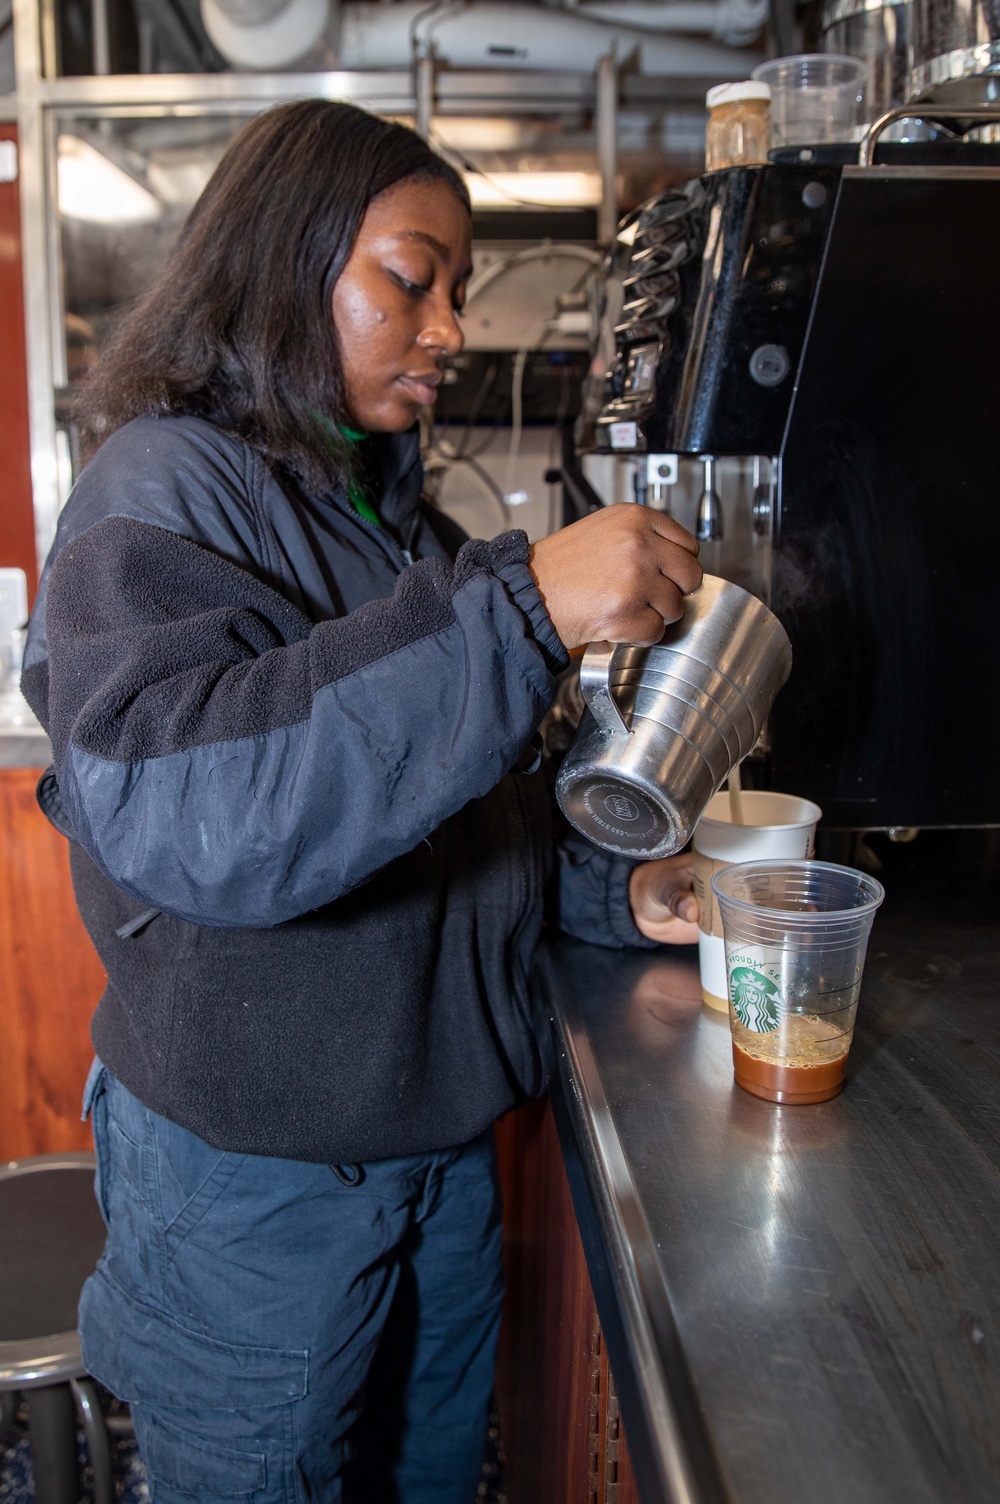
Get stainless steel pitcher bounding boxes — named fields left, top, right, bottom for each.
left=555, top=576, right=792, bottom=860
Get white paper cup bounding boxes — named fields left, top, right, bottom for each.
left=692, top=791, right=822, bottom=1012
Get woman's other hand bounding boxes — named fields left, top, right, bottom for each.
left=629, top=855, right=700, bottom=945
left=528, top=504, right=702, bottom=650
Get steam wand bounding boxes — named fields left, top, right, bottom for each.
left=696, top=455, right=723, bottom=542
left=752, top=456, right=772, bottom=537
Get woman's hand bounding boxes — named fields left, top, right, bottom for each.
left=528, top=504, right=702, bottom=650
left=629, top=855, right=700, bottom=945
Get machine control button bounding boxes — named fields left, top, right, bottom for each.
left=749, top=344, right=791, bottom=387
left=609, top=421, right=639, bottom=449
left=802, top=180, right=828, bottom=209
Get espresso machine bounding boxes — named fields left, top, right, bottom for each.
left=573, top=126, right=1000, bottom=832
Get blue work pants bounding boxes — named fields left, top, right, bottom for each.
left=79, top=1062, right=504, bottom=1504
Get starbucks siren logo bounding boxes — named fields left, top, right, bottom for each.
left=730, top=965, right=782, bottom=1033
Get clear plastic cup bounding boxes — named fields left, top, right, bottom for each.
left=751, top=53, right=867, bottom=147
left=711, top=859, right=884, bottom=1104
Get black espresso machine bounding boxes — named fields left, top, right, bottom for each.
left=570, top=120, right=1000, bottom=833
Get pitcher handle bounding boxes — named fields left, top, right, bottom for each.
left=579, top=641, right=630, bottom=737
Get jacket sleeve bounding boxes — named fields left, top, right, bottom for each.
left=26, top=511, right=568, bottom=928
left=552, top=831, right=659, bottom=949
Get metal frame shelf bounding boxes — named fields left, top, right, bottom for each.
left=10, top=0, right=711, bottom=565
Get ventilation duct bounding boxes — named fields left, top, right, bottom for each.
left=201, top=0, right=766, bottom=72
left=201, top=0, right=330, bottom=68
left=577, top=0, right=767, bottom=47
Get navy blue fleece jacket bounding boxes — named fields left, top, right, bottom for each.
left=23, top=415, right=649, bottom=1162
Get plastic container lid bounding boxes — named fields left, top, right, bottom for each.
left=706, top=81, right=772, bottom=110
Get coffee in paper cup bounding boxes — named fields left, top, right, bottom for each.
left=692, top=791, right=822, bottom=1012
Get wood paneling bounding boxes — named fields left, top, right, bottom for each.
left=497, top=1098, right=596, bottom=1501
left=0, top=126, right=38, bottom=601
left=0, top=768, right=106, bottom=1156
left=497, top=1098, right=640, bottom=1503
left=602, top=1343, right=642, bottom=1504
left=615, top=1417, right=642, bottom=1504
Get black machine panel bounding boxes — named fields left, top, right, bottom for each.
left=436, top=349, right=588, bottom=428
left=582, top=153, right=1000, bottom=832
left=771, top=168, right=1000, bottom=829
left=586, top=164, right=838, bottom=457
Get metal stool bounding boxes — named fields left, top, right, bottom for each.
left=0, top=1152, right=114, bottom=1504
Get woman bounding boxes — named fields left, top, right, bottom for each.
left=24, top=100, right=701, bottom=1502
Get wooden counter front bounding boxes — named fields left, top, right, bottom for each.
left=0, top=766, right=106, bottom=1157
left=497, top=1098, right=641, bottom=1504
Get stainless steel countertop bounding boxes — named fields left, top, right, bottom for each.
left=536, top=868, right=1000, bottom=1504
left=0, top=728, right=51, bottom=769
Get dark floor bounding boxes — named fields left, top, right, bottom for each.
left=0, top=1395, right=147, bottom=1503
left=0, top=1393, right=508, bottom=1502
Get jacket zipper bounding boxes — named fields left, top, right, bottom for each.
left=344, top=507, right=413, bottom=575
left=327, top=461, right=423, bottom=577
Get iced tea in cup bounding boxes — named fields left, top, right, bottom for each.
left=692, top=792, right=821, bottom=1014
left=711, top=860, right=884, bottom=1104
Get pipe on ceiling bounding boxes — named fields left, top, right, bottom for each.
left=578, top=0, right=768, bottom=47
left=203, top=0, right=766, bottom=71
left=339, top=2, right=762, bottom=74
left=201, top=0, right=330, bottom=67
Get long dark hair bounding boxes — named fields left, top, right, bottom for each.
left=77, top=100, right=470, bottom=489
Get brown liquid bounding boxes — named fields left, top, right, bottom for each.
left=732, top=1039, right=848, bottom=1104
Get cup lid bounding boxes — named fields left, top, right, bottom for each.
left=706, top=81, right=772, bottom=109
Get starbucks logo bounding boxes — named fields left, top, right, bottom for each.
left=730, top=966, right=782, bottom=1034
left=605, top=794, right=639, bottom=822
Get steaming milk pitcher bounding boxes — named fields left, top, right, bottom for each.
left=555, top=576, right=792, bottom=860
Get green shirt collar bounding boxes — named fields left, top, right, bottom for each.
left=308, top=410, right=380, bottom=527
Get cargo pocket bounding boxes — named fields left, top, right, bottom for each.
left=80, top=1268, right=307, bottom=1499
left=134, top=1408, right=268, bottom=1500
left=78, top=1266, right=308, bottom=1412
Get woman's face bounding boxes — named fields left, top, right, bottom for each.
left=332, top=177, right=472, bottom=432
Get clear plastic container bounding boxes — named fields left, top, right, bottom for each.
left=704, top=81, right=772, bottom=171
left=751, top=53, right=867, bottom=147
left=712, top=859, right=884, bottom=1104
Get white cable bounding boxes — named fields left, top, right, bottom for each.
left=464, top=463, right=510, bottom=530
left=441, top=243, right=604, bottom=510
left=504, top=345, right=530, bottom=503
left=465, top=242, right=604, bottom=308
left=429, top=444, right=509, bottom=530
